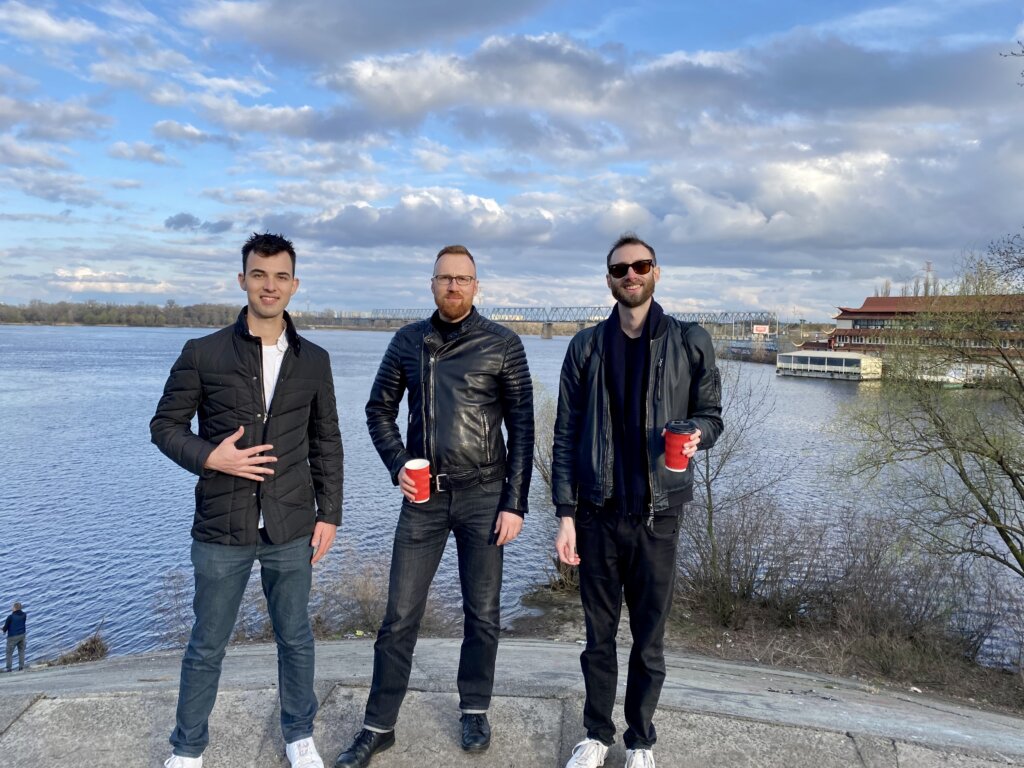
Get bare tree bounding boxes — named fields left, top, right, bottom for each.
left=990, top=230, right=1024, bottom=290
left=682, top=362, right=823, bottom=626
left=531, top=377, right=557, bottom=492
left=1002, top=40, right=1024, bottom=85
left=843, top=256, right=1024, bottom=580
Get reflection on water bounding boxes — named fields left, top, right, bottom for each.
left=0, top=325, right=882, bottom=661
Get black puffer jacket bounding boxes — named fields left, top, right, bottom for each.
left=365, top=308, right=534, bottom=513
left=552, top=302, right=724, bottom=516
left=151, top=309, right=343, bottom=545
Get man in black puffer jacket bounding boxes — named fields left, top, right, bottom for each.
left=151, top=232, right=343, bottom=768
left=553, top=233, right=723, bottom=768
left=334, top=245, right=533, bottom=768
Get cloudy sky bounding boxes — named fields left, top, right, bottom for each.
left=1, top=0, right=1023, bottom=320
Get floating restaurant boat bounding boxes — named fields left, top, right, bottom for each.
left=776, top=350, right=882, bottom=381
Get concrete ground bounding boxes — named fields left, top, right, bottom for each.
left=2, top=638, right=1023, bottom=767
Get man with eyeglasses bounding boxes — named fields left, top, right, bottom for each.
left=552, top=233, right=723, bottom=768
left=334, top=245, right=534, bottom=768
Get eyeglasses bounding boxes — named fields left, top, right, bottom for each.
left=608, top=259, right=655, bottom=279
left=432, top=274, right=476, bottom=286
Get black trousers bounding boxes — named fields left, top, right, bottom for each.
left=364, top=481, right=504, bottom=730
left=576, top=501, right=680, bottom=749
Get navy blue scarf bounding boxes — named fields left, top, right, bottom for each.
left=604, top=300, right=664, bottom=514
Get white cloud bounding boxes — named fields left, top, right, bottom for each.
left=245, top=141, right=377, bottom=177
left=0, top=63, right=37, bottom=92
left=98, top=1, right=161, bottom=26
left=53, top=266, right=173, bottom=294
left=0, top=96, right=112, bottom=141
left=181, top=72, right=270, bottom=97
left=412, top=140, right=453, bottom=172
left=0, top=135, right=66, bottom=168
left=0, top=1, right=100, bottom=43
left=5, top=169, right=105, bottom=206
left=108, top=141, right=178, bottom=166
left=153, top=120, right=239, bottom=148
left=332, top=34, right=621, bottom=119
left=184, top=0, right=547, bottom=64
left=89, top=60, right=151, bottom=89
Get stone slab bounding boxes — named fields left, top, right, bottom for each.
left=897, top=743, right=1024, bottom=767
left=314, top=687, right=565, bottom=768
left=0, top=693, right=39, bottom=736
left=559, top=697, right=863, bottom=768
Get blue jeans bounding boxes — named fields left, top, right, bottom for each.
left=576, top=502, right=680, bottom=750
left=364, top=481, right=504, bottom=730
left=170, top=535, right=317, bottom=758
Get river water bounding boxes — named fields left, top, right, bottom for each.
left=0, top=324, right=891, bottom=662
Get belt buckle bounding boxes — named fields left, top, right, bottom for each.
left=435, top=473, right=448, bottom=492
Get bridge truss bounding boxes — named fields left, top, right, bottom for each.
left=301, top=307, right=777, bottom=341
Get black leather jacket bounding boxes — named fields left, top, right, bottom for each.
left=552, top=303, right=723, bottom=516
left=365, top=308, right=534, bottom=514
left=150, top=309, right=344, bottom=545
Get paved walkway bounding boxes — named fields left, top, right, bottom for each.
left=2, top=638, right=1023, bottom=767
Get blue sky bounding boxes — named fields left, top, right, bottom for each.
left=1, top=0, right=1023, bottom=320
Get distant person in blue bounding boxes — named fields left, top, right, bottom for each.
left=151, top=232, right=344, bottom=768
left=552, top=233, right=724, bottom=768
left=3, top=601, right=26, bottom=672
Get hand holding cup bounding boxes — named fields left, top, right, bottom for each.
left=664, top=419, right=700, bottom=472
left=403, top=459, right=431, bottom=503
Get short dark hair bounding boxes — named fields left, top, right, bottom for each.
left=13, top=602, right=22, bottom=611
left=606, top=232, right=656, bottom=266
left=434, top=244, right=476, bottom=265
left=242, top=232, right=296, bottom=273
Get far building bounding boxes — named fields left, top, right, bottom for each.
left=797, top=295, right=1024, bottom=385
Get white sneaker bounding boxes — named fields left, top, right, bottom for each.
left=624, top=748, right=655, bottom=768
left=164, top=756, right=202, bottom=768
left=286, top=736, right=325, bottom=768
left=565, top=738, right=609, bottom=768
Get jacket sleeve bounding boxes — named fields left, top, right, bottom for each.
left=308, top=355, right=344, bottom=526
left=498, top=333, right=534, bottom=514
left=551, top=334, right=584, bottom=517
left=684, top=324, right=724, bottom=451
left=150, top=340, right=216, bottom=476
left=365, top=333, right=410, bottom=484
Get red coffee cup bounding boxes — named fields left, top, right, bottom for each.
left=664, top=420, right=698, bottom=472
left=404, top=459, right=431, bottom=503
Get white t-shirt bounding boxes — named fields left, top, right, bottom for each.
left=262, top=331, right=288, bottom=409
left=259, top=331, right=288, bottom=530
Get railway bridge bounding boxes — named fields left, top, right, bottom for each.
left=295, top=306, right=778, bottom=349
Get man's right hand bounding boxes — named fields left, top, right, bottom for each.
left=555, top=516, right=580, bottom=566
left=203, top=426, right=276, bottom=481
left=397, top=467, right=423, bottom=502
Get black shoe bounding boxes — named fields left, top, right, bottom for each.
left=460, top=713, right=491, bottom=752
left=333, top=728, right=395, bottom=768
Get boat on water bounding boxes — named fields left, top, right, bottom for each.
left=776, top=350, right=882, bottom=381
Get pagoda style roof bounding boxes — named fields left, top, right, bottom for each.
left=835, top=294, right=1024, bottom=318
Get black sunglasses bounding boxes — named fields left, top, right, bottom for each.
left=608, top=259, right=655, bottom=279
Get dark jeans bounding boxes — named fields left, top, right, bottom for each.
left=364, top=481, right=504, bottom=730
left=5, top=634, right=25, bottom=671
left=170, top=535, right=317, bottom=758
left=576, top=502, right=680, bottom=749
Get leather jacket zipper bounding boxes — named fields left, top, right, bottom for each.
left=425, top=353, right=435, bottom=471
left=646, top=340, right=660, bottom=529
left=256, top=343, right=267, bottom=509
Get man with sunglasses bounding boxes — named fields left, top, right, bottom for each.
left=334, top=245, right=534, bottom=768
left=552, top=233, right=723, bottom=768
